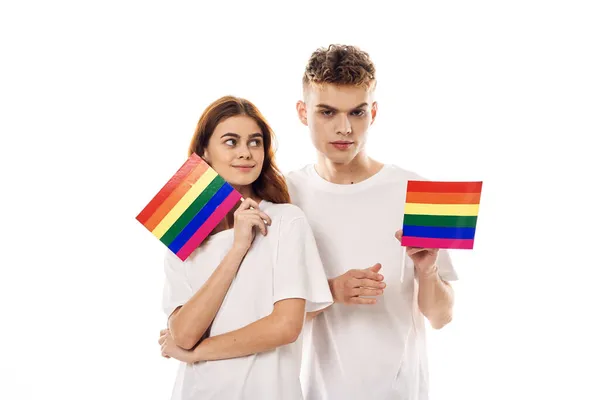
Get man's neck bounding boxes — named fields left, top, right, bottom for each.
left=315, top=152, right=384, bottom=185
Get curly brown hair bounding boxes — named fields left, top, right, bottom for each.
left=302, top=44, right=377, bottom=92
left=187, top=96, right=290, bottom=204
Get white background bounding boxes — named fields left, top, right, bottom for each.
left=1, top=1, right=599, bottom=399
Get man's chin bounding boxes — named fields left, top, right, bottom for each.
left=323, top=151, right=357, bottom=165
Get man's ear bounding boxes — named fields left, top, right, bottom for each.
left=296, top=100, right=308, bottom=126
left=370, top=101, right=378, bottom=125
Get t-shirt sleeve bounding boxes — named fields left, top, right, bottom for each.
left=273, top=214, right=333, bottom=312
left=436, top=249, right=459, bottom=281
left=162, top=250, right=194, bottom=318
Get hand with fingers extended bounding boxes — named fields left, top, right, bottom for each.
left=329, top=263, right=386, bottom=305
left=233, top=198, right=272, bottom=253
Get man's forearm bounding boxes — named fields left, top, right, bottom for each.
left=416, top=266, right=454, bottom=329
left=169, top=246, right=247, bottom=349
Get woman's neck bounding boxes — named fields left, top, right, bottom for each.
left=232, top=184, right=255, bottom=202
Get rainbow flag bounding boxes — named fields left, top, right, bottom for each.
left=136, top=153, right=242, bottom=261
left=401, top=181, right=482, bottom=249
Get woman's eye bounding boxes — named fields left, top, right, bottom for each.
left=249, top=140, right=262, bottom=147
left=224, top=139, right=235, bottom=146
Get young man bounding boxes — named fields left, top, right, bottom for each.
left=285, top=44, right=458, bottom=400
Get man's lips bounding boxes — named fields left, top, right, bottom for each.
left=331, top=141, right=354, bottom=150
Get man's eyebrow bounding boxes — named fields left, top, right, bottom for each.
left=315, top=102, right=368, bottom=111
left=315, top=104, right=337, bottom=111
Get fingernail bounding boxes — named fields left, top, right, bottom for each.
left=380, top=283, right=386, bottom=288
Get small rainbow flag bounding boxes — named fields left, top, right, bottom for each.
left=401, top=181, right=482, bottom=249
left=136, top=153, right=242, bottom=261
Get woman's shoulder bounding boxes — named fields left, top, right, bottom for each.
left=260, top=202, right=314, bottom=245
left=260, top=201, right=306, bottom=221
left=260, top=200, right=306, bottom=225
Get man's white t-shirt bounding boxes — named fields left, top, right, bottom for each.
left=285, top=164, right=459, bottom=400
left=162, top=201, right=333, bottom=400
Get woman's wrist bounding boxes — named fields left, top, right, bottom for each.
left=192, top=339, right=211, bottom=362
left=230, top=243, right=249, bottom=258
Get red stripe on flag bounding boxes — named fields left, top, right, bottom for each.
left=142, top=161, right=209, bottom=232
left=136, top=153, right=203, bottom=224
left=407, top=181, right=482, bottom=194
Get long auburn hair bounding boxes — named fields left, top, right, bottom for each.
left=188, top=96, right=290, bottom=204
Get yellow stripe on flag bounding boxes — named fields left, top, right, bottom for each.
left=152, top=168, right=218, bottom=238
left=404, top=203, right=479, bottom=216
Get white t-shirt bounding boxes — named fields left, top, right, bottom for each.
left=285, top=164, right=459, bottom=400
left=162, top=200, right=333, bottom=400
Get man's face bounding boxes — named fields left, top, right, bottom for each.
left=297, top=83, right=377, bottom=165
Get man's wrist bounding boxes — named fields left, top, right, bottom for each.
left=416, top=264, right=439, bottom=281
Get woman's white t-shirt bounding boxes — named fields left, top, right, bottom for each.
left=162, top=201, right=333, bottom=400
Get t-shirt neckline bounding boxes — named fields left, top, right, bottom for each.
left=307, top=163, right=391, bottom=193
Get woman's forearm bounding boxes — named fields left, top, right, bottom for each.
left=169, top=245, right=247, bottom=349
left=192, top=298, right=306, bottom=361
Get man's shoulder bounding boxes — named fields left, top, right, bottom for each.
left=381, top=163, right=427, bottom=183
left=283, top=165, right=315, bottom=199
left=284, top=164, right=313, bottom=184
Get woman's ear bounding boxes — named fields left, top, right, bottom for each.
left=201, top=150, right=210, bottom=164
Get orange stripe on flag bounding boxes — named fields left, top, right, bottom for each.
left=406, top=191, right=481, bottom=205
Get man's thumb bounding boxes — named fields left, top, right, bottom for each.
left=369, top=263, right=382, bottom=272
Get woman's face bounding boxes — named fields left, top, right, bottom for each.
left=203, top=115, right=265, bottom=188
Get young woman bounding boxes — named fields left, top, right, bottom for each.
left=157, top=96, right=332, bottom=400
